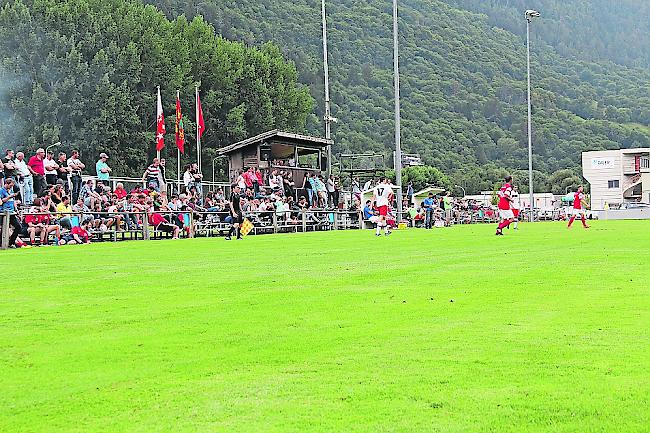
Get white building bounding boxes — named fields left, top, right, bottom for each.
left=582, top=148, right=650, bottom=210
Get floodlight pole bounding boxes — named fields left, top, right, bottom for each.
left=46, top=141, right=61, bottom=155
left=526, top=10, right=539, bottom=222
left=393, top=0, right=403, bottom=221
left=321, top=0, right=333, bottom=178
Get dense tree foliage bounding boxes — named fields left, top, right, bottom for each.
left=0, top=0, right=313, bottom=177
left=442, top=0, right=650, bottom=69
left=146, top=0, right=650, bottom=193
left=2, top=0, right=649, bottom=193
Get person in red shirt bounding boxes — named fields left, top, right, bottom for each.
left=113, top=182, right=128, bottom=200
left=60, top=220, right=91, bottom=245
left=495, top=175, right=515, bottom=236
left=28, top=147, right=47, bottom=197
left=25, top=198, right=61, bottom=245
left=243, top=167, right=254, bottom=190
left=254, top=167, right=263, bottom=195
left=148, top=205, right=180, bottom=239
left=568, top=185, right=590, bottom=229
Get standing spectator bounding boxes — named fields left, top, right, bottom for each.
left=191, top=163, right=203, bottom=199
left=3, top=150, right=16, bottom=181
left=67, top=150, right=85, bottom=203
left=14, top=152, right=33, bottom=205
left=254, top=167, right=263, bottom=195
left=235, top=169, right=247, bottom=190
left=302, top=173, right=314, bottom=206
left=326, top=174, right=336, bottom=208
left=28, top=148, right=47, bottom=197
left=183, top=164, right=193, bottom=192
left=44, top=151, right=59, bottom=186
left=0, top=178, right=21, bottom=247
left=422, top=192, right=435, bottom=229
left=407, top=181, right=414, bottom=205
left=158, top=158, right=167, bottom=197
left=243, top=167, right=254, bottom=191
left=333, top=176, right=341, bottom=209
left=56, top=152, right=71, bottom=193
left=95, top=152, right=112, bottom=186
left=443, top=191, right=453, bottom=226
left=0, top=159, right=4, bottom=185
left=142, top=158, right=161, bottom=191
left=282, top=171, right=295, bottom=199
left=352, top=177, right=361, bottom=202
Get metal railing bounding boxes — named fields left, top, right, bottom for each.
left=0, top=208, right=365, bottom=249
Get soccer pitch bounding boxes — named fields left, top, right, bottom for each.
left=2, top=221, right=649, bottom=432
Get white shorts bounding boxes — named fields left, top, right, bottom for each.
left=499, top=209, right=514, bottom=220
left=572, top=208, right=586, bottom=216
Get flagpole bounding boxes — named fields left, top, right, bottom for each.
left=195, top=85, right=201, bottom=173
left=156, top=86, right=161, bottom=160
left=177, top=89, right=182, bottom=194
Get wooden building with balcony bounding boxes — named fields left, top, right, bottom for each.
left=217, top=130, right=333, bottom=187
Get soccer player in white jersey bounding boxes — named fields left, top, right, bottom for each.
left=373, top=177, right=393, bottom=236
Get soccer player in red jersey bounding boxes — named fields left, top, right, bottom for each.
left=495, top=175, right=514, bottom=236
left=568, top=185, right=590, bottom=229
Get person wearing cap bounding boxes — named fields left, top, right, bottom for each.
left=28, top=148, right=47, bottom=198
left=96, top=152, right=112, bottom=187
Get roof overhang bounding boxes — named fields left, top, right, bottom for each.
left=217, top=130, right=333, bottom=156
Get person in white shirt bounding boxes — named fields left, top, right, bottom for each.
left=43, top=151, right=59, bottom=186
left=14, top=152, right=33, bottom=205
left=510, top=187, right=521, bottom=230
left=182, top=165, right=193, bottom=192
left=372, top=177, right=393, bottom=236
left=363, top=179, right=373, bottom=192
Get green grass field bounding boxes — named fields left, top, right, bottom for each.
left=2, top=221, right=649, bottom=433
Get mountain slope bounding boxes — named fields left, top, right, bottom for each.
left=147, top=0, right=650, bottom=193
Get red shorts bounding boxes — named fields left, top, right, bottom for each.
left=378, top=205, right=388, bottom=216
left=513, top=209, right=520, bottom=218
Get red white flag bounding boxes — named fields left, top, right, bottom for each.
left=156, top=87, right=166, bottom=152
left=197, top=91, right=205, bottom=139
left=175, top=92, right=185, bottom=154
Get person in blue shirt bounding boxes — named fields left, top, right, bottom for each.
left=422, top=192, right=435, bottom=229
left=95, top=152, right=112, bottom=186
left=0, top=178, right=22, bottom=247
left=363, top=200, right=374, bottom=220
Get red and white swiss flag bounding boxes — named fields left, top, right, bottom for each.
left=156, top=87, right=166, bottom=151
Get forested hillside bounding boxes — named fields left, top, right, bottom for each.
left=442, top=0, right=650, bottom=69
left=148, top=0, right=650, bottom=193
left=0, top=0, right=312, bottom=177
left=1, top=0, right=649, bottom=193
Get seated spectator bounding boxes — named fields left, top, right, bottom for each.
left=25, top=198, right=60, bottom=245
left=363, top=200, right=374, bottom=220
left=55, top=195, right=73, bottom=229
left=80, top=179, right=100, bottom=208
left=60, top=220, right=91, bottom=245
left=114, top=182, right=127, bottom=200
left=149, top=205, right=180, bottom=239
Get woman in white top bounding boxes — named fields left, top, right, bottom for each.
left=182, top=165, right=193, bottom=193
left=235, top=169, right=246, bottom=189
